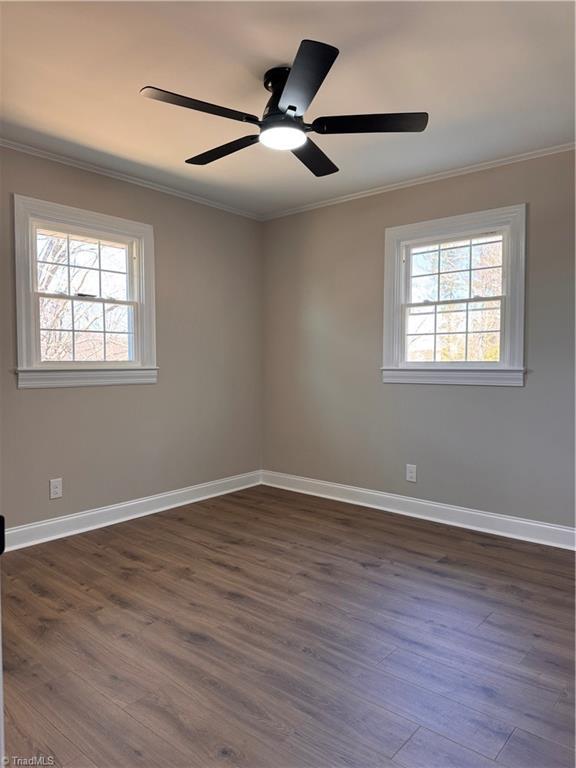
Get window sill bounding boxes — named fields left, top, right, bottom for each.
left=381, top=367, right=525, bottom=386
left=17, top=367, right=159, bottom=389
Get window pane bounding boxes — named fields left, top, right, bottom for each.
left=101, top=271, right=127, bottom=300
left=37, top=263, right=69, bottom=294
left=436, top=334, right=466, bottom=361
left=73, top=300, right=103, bottom=332
left=468, top=306, right=501, bottom=332
left=440, top=238, right=470, bottom=249
left=39, top=297, right=72, bottom=330
left=37, top=230, right=67, bottom=263
left=411, top=243, right=438, bottom=254
left=436, top=309, right=466, bottom=333
left=406, top=334, right=434, bottom=362
left=440, top=246, right=469, bottom=273
left=469, top=299, right=500, bottom=311
left=40, top=330, right=73, bottom=361
left=70, top=267, right=99, bottom=297
left=70, top=237, right=99, bottom=269
left=411, top=251, right=438, bottom=276
left=407, top=310, right=435, bottom=335
left=106, top=333, right=133, bottom=361
left=468, top=332, right=500, bottom=361
left=105, top=303, right=132, bottom=333
left=472, top=233, right=501, bottom=244
left=74, top=332, right=104, bottom=361
left=101, top=243, right=127, bottom=272
left=411, top=274, right=438, bottom=303
left=439, top=270, right=469, bottom=301
left=471, top=267, right=502, bottom=297
left=472, top=241, right=502, bottom=268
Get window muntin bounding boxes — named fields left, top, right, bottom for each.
left=34, top=226, right=137, bottom=364
left=404, top=233, right=504, bottom=364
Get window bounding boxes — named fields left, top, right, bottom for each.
left=382, top=205, right=526, bottom=386
left=15, top=196, right=157, bottom=388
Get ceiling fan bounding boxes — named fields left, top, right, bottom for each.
left=141, top=39, right=429, bottom=177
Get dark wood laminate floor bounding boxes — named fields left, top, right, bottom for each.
left=3, top=486, right=574, bottom=768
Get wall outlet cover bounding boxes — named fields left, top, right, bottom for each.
left=49, top=478, right=63, bottom=499
left=406, top=464, right=417, bottom=483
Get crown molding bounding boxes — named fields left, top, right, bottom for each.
left=0, top=138, right=259, bottom=221
left=1, top=137, right=573, bottom=222
left=265, top=143, right=575, bottom=220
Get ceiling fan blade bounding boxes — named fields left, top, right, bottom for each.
left=292, top=139, right=338, bottom=177
left=185, top=135, right=260, bottom=165
left=312, top=112, right=429, bottom=134
left=279, top=40, right=339, bottom=117
left=141, top=86, right=260, bottom=126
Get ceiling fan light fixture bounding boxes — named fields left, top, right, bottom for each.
left=259, top=126, right=307, bottom=151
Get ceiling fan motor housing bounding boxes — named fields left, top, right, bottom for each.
left=263, top=67, right=299, bottom=123
left=264, top=66, right=291, bottom=95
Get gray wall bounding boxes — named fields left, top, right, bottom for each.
left=263, top=151, right=575, bottom=526
left=0, top=148, right=264, bottom=527
left=1, top=147, right=573, bottom=530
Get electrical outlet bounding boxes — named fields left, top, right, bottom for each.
left=49, top=478, right=63, bottom=499
left=406, top=464, right=417, bottom=483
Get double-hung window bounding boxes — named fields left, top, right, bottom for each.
left=382, top=205, right=526, bottom=386
left=15, top=196, right=157, bottom=388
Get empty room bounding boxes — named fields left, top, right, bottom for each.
left=0, top=1, right=574, bottom=767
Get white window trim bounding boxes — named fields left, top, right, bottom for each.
left=14, top=195, right=158, bottom=388
left=382, top=204, right=526, bottom=386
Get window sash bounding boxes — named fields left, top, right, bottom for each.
left=29, top=220, right=143, bottom=368
left=34, top=292, right=139, bottom=367
left=33, top=223, right=137, bottom=297
left=36, top=291, right=136, bottom=307
left=402, top=297, right=505, bottom=366
left=399, top=228, right=509, bottom=367
left=405, top=295, right=505, bottom=309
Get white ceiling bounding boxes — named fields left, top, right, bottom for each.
left=1, top=2, right=574, bottom=218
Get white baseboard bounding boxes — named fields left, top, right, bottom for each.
left=5, top=471, right=261, bottom=551
left=6, top=469, right=574, bottom=552
left=261, top=471, right=575, bottom=550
